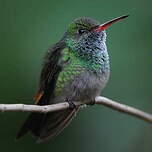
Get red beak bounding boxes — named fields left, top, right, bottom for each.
left=94, top=15, right=129, bottom=32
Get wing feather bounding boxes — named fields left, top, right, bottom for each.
left=16, top=40, right=66, bottom=139
left=35, top=40, right=66, bottom=105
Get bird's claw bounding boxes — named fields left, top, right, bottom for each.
left=87, top=99, right=95, bottom=106
left=66, top=98, right=76, bottom=109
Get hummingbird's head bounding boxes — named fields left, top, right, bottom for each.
left=65, top=17, right=105, bottom=48
left=67, top=17, right=101, bottom=38
left=64, top=15, right=128, bottom=51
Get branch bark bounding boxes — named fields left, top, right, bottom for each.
left=0, top=96, right=151, bottom=123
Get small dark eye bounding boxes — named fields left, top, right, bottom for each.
left=78, top=29, right=86, bottom=34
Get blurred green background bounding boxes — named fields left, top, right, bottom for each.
left=0, top=0, right=152, bottom=152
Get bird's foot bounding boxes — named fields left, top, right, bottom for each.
left=86, top=99, right=95, bottom=106
left=66, top=98, right=76, bottom=109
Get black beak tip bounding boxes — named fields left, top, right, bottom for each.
left=122, top=14, right=129, bottom=19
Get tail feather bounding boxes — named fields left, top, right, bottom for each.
left=16, top=113, right=45, bottom=139
left=16, top=108, right=79, bottom=142
left=37, top=108, right=79, bottom=142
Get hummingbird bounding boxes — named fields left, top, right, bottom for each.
left=16, top=15, right=128, bottom=142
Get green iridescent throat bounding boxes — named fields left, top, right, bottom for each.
left=66, top=38, right=110, bottom=73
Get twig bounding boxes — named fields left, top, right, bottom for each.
left=0, top=96, right=151, bottom=123
left=95, top=96, right=152, bottom=123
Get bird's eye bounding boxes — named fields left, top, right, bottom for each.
left=78, top=29, right=86, bottom=34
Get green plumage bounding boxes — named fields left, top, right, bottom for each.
left=56, top=48, right=86, bottom=95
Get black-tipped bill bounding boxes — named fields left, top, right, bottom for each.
left=94, top=15, right=129, bottom=32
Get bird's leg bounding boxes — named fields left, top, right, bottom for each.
left=66, top=98, right=76, bottom=109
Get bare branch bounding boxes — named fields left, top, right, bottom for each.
left=95, top=96, right=152, bottom=123
left=0, top=96, right=151, bottom=123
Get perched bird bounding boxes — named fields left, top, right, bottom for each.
left=16, top=15, right=128, bottom=142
